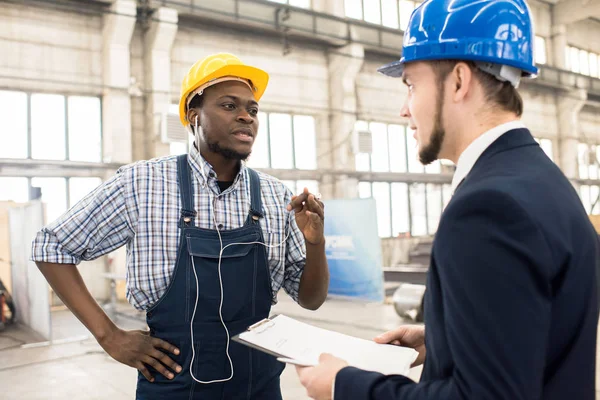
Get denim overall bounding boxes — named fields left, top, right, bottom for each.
left=136, top=154, right=284, bottom=399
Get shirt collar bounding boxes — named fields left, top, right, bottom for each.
left=187, top=145, right=246, bottom=190
left=451, top=120, right=526, bottom=193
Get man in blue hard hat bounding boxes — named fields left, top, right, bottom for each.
left=294, top=0, right=599, bottom=399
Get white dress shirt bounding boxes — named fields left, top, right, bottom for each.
left=451, top=120, right=526, bottom=193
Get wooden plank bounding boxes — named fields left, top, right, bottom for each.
left=590, top=215, right=600, bottom=234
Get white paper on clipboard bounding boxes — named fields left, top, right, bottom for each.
left=232, top=314, right=418, bottom=376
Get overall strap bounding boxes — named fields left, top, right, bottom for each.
left=176, top=154, right=197, bottom=227
left=246, top=168, right=264, bottom=223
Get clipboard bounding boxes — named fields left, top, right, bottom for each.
left=232, top=314, right=418, bottom=375
left=231, top=316, right=294, bottom=361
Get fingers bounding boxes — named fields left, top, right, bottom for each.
left=288, top=192, right=324, bottom=218
left=150, top=348, right=182, bottom=374
left=142, top=355, right=175, bottom=380
left=287, top=191, right=309, bottom=212
left=319, top=353, right=334, bottom=363
left=374, top=327, right=408, bottom=344
left=296, top=365, right=312, bottom=386
left=307, top=195, right=324, bottom=220
left=137, top=362, right=155, bottom=382
left=151, top=337, right=180, bottom=356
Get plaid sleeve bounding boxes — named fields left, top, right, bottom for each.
left=281, top=186, right=307, bottom=302
left=31, top=169, right=136, bottom=265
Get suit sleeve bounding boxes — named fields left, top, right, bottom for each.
left=334, top=190, right=553, bottom=399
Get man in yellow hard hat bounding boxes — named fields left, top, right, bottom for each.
left=31, top=53, right=330, bottom=399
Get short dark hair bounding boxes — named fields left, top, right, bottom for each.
left=430, top=60, right=523, bottom=117
left=188, top=94, right=204, bottom=110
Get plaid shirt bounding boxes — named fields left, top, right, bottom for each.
left=31, top=147, right=306, bottom=311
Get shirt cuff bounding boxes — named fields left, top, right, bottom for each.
left=31, top=230, right=80, bottom=265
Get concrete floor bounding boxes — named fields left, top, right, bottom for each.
left=0, top=293, right=598, bottom=399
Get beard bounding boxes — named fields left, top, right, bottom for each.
left=195, top=127, right=251, bottom=161
left=206, top=139, right=251, bottom=161
left=418, top=81, right=446, bottom=165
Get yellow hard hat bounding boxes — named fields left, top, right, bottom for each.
left=178, top=53, right=269, bottom=126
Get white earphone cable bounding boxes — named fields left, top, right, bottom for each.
left=188, top=120, right=296, bottom=383
left=189, top=196, right=295, bottom=384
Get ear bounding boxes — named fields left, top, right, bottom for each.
left=451, top=62, right=473, bottom=102
left=187, top=109, right=199, bottom=126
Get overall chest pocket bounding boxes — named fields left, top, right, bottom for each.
left=186, top=234, right=268, bottom=321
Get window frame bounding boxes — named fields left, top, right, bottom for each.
left=0, top=90, right=103, bottom=162
left=344, top=0, right=421, bottom=32
left=566, top=45, right=600, bottom=78
left=358, top=180, right=450, bottom=237
left=248, top=111, right=317, bottom=170
left=354, top=120, right=442, bottom=174
left=268, top=0, right=312, bottom=8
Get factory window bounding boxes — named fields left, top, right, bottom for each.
left=344, top=0, right=421, bottom=31
left=534, top=138, right=554, bottom=161
left=535, top=36, right=547, bottom=65
left=31, top=177, right=68, bottom=224
left=358, top=181, right=452, bottom=237
left=0, top=176, right=105, bottom=225
left=580, top=185, right=600, bottom=215
left=68, top=97, right=102, bottom=162
left=0, top=91, right=28, bottom=159
left=566, top=46, right=600, bottom=78
left=246, top=112, right=317, bottom=171
left=268, top=0, right=311, bottom=8
left=167, top=104, right=193, bottom=156
left=0, top=177, right=29, bottom=203
left=578, top=143, right=600, bottom=180
left=281, top=180, right=319, bottom=196
left=354, top=121, right=442, bottom=173
left=0, top=90, right=102, bottom=162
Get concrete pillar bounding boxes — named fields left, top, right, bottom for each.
left=312, top=0, right=354, bottom=42
left=322, top=43, right=364, bottom=199
left=102, top=0, right=136, bottom=164
left=144, top=7, right=179, bottom=159
left=557, top=88, right=587, bottom=186
left=312, top=0, right=345, bottom=17
left=551, top=24, right=568, bottom=70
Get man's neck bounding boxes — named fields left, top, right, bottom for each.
left=447, top=113, right=520, bottom=163
left=198, top=146, right=241, bottom=182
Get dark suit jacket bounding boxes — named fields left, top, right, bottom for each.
left=335, top=128, right=599, bottom=399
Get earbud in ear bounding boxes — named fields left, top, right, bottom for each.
left=195, top=116, right=198, bottom=125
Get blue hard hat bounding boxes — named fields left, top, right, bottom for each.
left=378, top=0, right=539, bottom=83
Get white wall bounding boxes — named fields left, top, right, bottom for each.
left=530, top=0, right=553, bottom=38
left=0, top=3, right=102, bottom=95
left=356, top=59, right=406, bottom=124
left=567, top=19, right=600, bottom=53
left=130, top=28, right=149, bottom=161
left=521, top=89, right=560, bottom=139
left=580, top=108, right=600, bottom=144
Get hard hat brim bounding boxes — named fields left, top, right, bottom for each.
left=377, top=56, right=539, bottom=80
left=179, top=64, right=269, bottom=126
left=377, top=59, right=405, bottom=78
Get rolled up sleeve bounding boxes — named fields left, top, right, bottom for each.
left=31, top=170, right=136, bottom=265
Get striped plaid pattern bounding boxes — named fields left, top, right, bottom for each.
left=31, top=147, right=306, bottom=311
